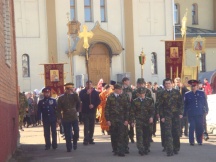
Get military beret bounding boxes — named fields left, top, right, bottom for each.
left=114, top=84, right=122, bottom=90
left=137, top=78, right=145, bottom=84
left=110, top=80, right=116, bottom=86
left=102, top=83, right=107, bottom=87
left=42, top=87, right=51, bottom=93
left=137, top=87, right=147, bottom=94
left=64, top=82, right=74, bottom=88
left=188, top=80, right=199, bottom=86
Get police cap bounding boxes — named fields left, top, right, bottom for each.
left=188, top=80, right=199, bottom=86
left=42, top=87, right=51, bottom=93
left=137, top=87, right=146, bottom=94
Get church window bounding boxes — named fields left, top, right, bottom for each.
left=174, top=3, right=180, bottom=24
left=151, top=52, right=158, bottom=75
left=84, top=0, right=92, bottom=22
left=3, top=0, right=11, bottom=67
left=192, top=3, right=198, bottom=25
left=70, top=0, right=76, bottom=21
left=200, top=53, right=206, bottom=72
left=100, top=0, right=107, bottom=22
left=22, top=54, right=30, bottom=77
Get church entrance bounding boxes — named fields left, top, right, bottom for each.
left=88, top=43, right=110, bottom=85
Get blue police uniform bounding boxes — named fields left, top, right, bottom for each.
left=184, top=90, right=208, bottom=145
left=38, top=95, right=57, bottom=150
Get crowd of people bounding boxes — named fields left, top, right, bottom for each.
left=18, top=77, right=212, bottom=157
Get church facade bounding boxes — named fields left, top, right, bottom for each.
left=15, top=0, right=174, bottom=91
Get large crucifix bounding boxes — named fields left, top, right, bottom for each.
left=78, top=25, right=94, bottom=79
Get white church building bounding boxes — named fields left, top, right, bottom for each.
left=14, top=0, right=174, bottom=92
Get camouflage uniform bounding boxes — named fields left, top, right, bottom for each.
left=155, top=89, right=166, bottom=149
left=158, top=89, right=183, bottom=155
left=122, top=86, right=133, bottom=146
left=105, top=92, right=130, bottom=155
left=19, top=92, right=28, bottom=129
left=131, top=88, right=154, bottom=155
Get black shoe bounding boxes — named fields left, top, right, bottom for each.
left=73, top=145, right=77, bottom=150
left=198, top=143, right=202, bottom=145
left=173, top=150, right=178, bottom=154
left=138, top=151, right=144, bottom=156
left=83, top=142, right=88, bottom=145
left=113, top=152, right=118, bottom=156
left=89, top=141, right=95, bottom=144
left=67, top=149, right=71, bottom=152
left=45, top=147, right=50, bottom=150
left=118, top=153, right=125, bottom=157
left=52, top=146, right=57, bottom=150
left=190, top=143, right=194, bottom=146
left=131, top=139, right=135, bottom=143
left=162, top=148, right=166, bottom=152
left=167, top=152, right=173, bottom=156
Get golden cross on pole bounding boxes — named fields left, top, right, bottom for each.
left=79, top=25, right=94, bottom=60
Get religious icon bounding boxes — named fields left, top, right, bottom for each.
left=50, top=70, right=59, bottom=82
left=194, top=41, right=203, bottom=51
left=183, top=75, right=192, bottom=87
left=170, top=47, right=179, bottom=58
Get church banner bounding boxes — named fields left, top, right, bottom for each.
left=44, top=64, right=64, bottom=97
left=165, top=41, right=183, bottom=80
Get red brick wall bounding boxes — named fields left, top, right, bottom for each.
left=0, top=0, right=19, bottom=162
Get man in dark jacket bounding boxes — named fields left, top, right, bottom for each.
left=38, top=87, right=57, bottom=150
left=79, top=80, right=100, bottom=145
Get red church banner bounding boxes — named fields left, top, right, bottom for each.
left=44, top=64, right=64, bottom=97
left=165, top=41, right=183, bottom=80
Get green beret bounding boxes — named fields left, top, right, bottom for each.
left=137, top=87, right=146, bottom=94
left=137, top=78, right=145, bottom=84
left=114, top=84, right=122, bottom=90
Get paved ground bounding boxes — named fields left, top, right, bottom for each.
left=10, top=123, right=216, bottom=162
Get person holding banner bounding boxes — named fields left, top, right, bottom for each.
left=184, top=80, right=209, bottom=146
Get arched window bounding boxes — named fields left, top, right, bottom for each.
left=151, top=52, right=158, bottom=74
left=200, top=53, right=206, bottom=72
left=192, top=3, right=198, bottom=25
left=70, top=0, right=76, bottom=21
left=174, top=3, right=180, bottom=24
left=84, top=0, right=92, bottom=22
left=22, top=54, right=30, bottom=77
left=3, top=0, right=11, bottom=67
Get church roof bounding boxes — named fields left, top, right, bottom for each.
left=175, top=26, right=216, bottom=38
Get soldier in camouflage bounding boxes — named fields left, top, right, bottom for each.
left=158, top=78, right=183, bottom=156
left=105, top=84, right=130, bottom=157
left=131, top=87, right=155, bottom=156
left=122, top=77, right=133, bottom=150
left=18, top=86, right=28, bottom=131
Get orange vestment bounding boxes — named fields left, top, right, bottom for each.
left=98, top=89, right=112, bottom=131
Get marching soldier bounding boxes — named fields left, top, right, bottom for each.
left=37, top=87, right=57, bottom=150
left=158, top=78, right=183, bottom=156
left=18, top=86, right=28, bottom=131
left=105, top=84, right=130, bottom=157
left=57, top=83, right=81, bottom=152
left=130, top=87, right=154, bottom=156
left=184, top=80, right=208, bottom=146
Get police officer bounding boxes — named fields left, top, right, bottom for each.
left=38, top=87, right=57, bottom=150
left=184, top=80, right=208, bottom=146
left=57, top=82, right=81, bottom=152
left=131, top=87, right=154, bottom=156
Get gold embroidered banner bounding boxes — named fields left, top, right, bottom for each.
left=44, top=64, right=64, bottom=97
left=165, top=41, right=183, bottom=80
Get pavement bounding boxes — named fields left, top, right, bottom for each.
left=9, top=123, right=216, bottom=162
